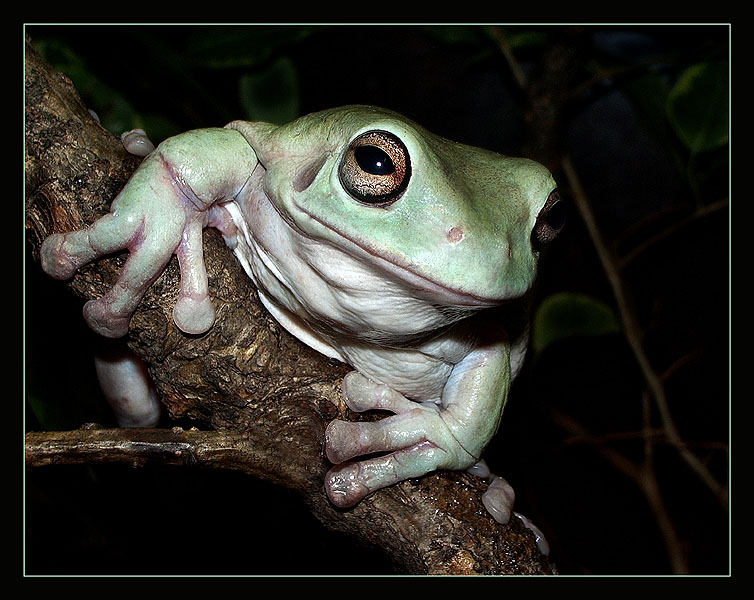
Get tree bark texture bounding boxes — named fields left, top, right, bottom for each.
left=24, top=38, right=556, bottom=575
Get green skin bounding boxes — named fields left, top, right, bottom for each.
left=41, top=106, right=560, bottom=509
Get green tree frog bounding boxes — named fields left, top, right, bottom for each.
left=40, top=106, right=563, bottom=512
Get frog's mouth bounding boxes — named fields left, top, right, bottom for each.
left=294, top=202, right=504, bottom=308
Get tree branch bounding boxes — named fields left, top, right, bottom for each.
left=25, top=427, right=310, bottom=488
left=24, top=37, right=554, bottom=576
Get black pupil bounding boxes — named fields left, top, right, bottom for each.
left=355, top=145, right=395, bottom=176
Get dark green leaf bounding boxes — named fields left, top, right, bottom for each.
left=239, top=57, right=300, bottom=125
left=667, top=61, right=729, bottom=154
left=504, top=29, right=549, bottom=50
left=187, top=26, right=323, bottom=70
left=532, top=292, right=620, bottom=353
left=32, top=38, right=155, bottom=136
left=623, top=71, right=687, bottom=175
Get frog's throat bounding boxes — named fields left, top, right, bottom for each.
left=293, top=201, right=502, bottom=308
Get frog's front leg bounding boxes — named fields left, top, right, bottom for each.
left=324, top=331, right=511, bottom=508
left=40, top=128, right=259, bottom=338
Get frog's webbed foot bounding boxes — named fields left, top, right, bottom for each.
left=324, top=372, right=476, bottom=508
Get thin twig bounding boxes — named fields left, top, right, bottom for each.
left=642, top=391, right=654, bottom=465
left=550, top=409, right=689, bottom=574
left=485, top=26, right=528, bottom=89
left=618, top=198, right=728, bottom=269
left=659, top=351, right=704, bottom=382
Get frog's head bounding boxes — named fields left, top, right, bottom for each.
left=239, top=106, right=563, bottom=307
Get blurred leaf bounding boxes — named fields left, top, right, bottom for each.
left=187, top=26, right=323, bottom=69
left=624, top=72, right=671, bottom=140
left=32, top=37, right=181, bottom=138
left=667, top=61, right=729, bottom=154
left=425, top=25, right=547, bottom=60
left=533, top=292, right=620, bottom=353
left=26, top=391, right=67, bottom=431
left=32, top=38, right=133, bottom=130
left=239, top=56, right=300, bottom=124
left=423, top=25, right=491, bottom=47
left=25, top=384, right=105, bottom=432
left=504, top=29, right=549, bottom=50
left=622, top=71, right=686, bottom=175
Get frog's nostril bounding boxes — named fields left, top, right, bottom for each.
left=447, top=226, right=465, bottom=244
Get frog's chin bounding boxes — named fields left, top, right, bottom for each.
left=294, top=203, right=506, bottom=308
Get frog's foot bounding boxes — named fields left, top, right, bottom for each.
left=40, top=163, right=214, bottom=338
left=324, top=372, right=474, bottom=508
left=41, top=211, right=160, bottom=337
left=41, top=128, right=257, bottom=339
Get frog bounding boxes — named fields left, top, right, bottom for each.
left=40, top=105, right=563, bottom=512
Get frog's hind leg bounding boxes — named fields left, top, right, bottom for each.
left=324, top=332, right=511, bottom=508
left=324, top=372, right=474, bottom=508
left=94, top=341, right=161, bottom=427
left=325, top=437, right=453, bottom=508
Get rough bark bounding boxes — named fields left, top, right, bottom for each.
left=24, top=37, right=556, bottom=575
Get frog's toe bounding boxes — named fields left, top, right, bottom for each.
left=40, top=233, right=84, bottom=280
left=120, top=129, right=155, bottom=157
left=325, top=408, right=433, bottom=464
left=324, top=420, right=365, bottom=465
left=173, top=294, right=215, bottom=335
left=172, top=218, right=215, bottom=335
left=324, top=440, right=450, bottom=508
left=512, top=512, right=550, bottom=556
left=481, top=475, right=516, bottom=525
left=83, top=297, right=132, bottom=338
left=341, top=371, right=420, bottom=414
left=324, top=462, right=370, bottom=508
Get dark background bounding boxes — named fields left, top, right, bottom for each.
left=24, top=24, right=729, bottom=575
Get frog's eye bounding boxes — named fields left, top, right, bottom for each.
left=532, top=189, right=566, bottom=250
left=339, top=130, right=411, bottom=205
